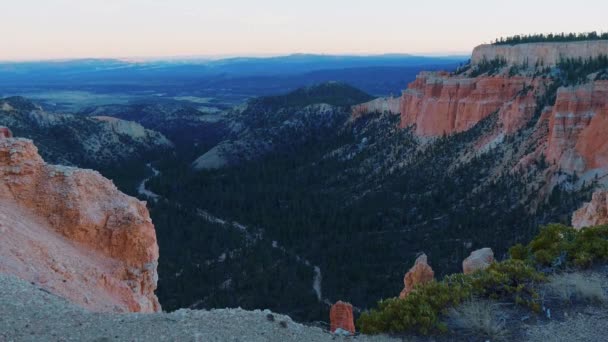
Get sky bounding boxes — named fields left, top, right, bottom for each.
left=2, top=0, right=607, bottom=61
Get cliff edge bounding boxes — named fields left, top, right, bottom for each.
left=0, top=134, right=160, bottom=313
left=472, top=40, right=608, bottom=67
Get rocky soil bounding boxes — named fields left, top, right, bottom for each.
left=0, top=273, right=395, bottom=342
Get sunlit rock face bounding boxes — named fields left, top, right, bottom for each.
left=0, top=137, right=160, bottom=313
left=472, top=41, right=608, bottom=67
left=399, top=73, right=541, bottom=136
left=399, top=254, right=434, bottom=299
left=572, top=190, right=608, bottom=229
left=542, top=81, right=608, bottom=174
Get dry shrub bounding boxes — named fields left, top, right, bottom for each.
left=546, top=273, right=607, bottom=303
left=448, top=300, right=509, bottom=340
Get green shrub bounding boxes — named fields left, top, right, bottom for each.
left=358, top=260, right=544, bottom=335
left=512, top=224, right=608, bottom=268
left=469, top=260, right=544, bottom=312
left=358, top=274, right=473, bottom=335
left=359, top=224, right=608, bottom=335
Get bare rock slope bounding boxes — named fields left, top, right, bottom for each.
left=0, top=137, right=160, bottom=313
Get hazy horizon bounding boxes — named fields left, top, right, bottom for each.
left=0, top=52, right=471, bottom=63
left=3, top=0, right=607, bottom=61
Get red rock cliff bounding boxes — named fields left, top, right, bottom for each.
left=0, top=137, right=160, bottom=313
left=542, top=81, right=608, bottom=174
left=399, top=72, right=542, bottom=136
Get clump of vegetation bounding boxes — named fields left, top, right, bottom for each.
left=252, top=82, right=374, bottom=109
left=357, top=274, right=473, bottom=335
left=557, top=55, right=608, bottom=85
left=546, top=273, right=607, bottom=304
left=470, top=57, right=507, bottom=77
left=448, top=300, right=509, bottom=340
left=510, top=224, right=608, bottom=268
left=357, top=260, right=543, bottom=334
left=493, top=32, right=608, bottom=45
left=453, top=60, right=472, bottom=75
left=359, top=223, right=608, bottom=335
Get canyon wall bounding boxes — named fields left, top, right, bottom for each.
left=399, top=72, right=542, bottom=136
left=542, top=81, right=608, bottom=175
left=472, top=41, right=608, bottom=67
left=0, top=137, right=160, bottom=313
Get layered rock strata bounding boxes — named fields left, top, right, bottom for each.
left=399, top=73, right=542, bottom=136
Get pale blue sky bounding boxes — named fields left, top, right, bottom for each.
left=2, top=0, right=607, bottom=60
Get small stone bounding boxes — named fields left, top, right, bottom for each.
left=279, top=321, right=288, bottom=328
left=463, top=248, right=494, bottom=274
left=266, top=313, right=275, bottom=322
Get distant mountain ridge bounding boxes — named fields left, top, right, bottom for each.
left=0, top=54, right=465, bottom=102
left=0, top=96, right=172, bottom=169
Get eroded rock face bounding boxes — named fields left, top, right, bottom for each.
left=572, top=190, right=608, bottom=229
left=399, top=254, right=434, bottom=299
left=0, top=137, right=160, bottom=313
left=463, top=248, right=494, bottom=275
left=399, top=72, right=540, bottom=136
left=472, top=41, right=608, bottom=67
left=351, top=96, right=401, bottom=120
left=329, top=301, right=355, bottom=335
left=543, top=81, right=608, bottom=174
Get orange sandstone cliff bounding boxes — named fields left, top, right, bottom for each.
left=399, top=73, right=545, bottom=136
left=0, top=136, right=160, bottom=313
left=543, top=81, right=608, bottom=174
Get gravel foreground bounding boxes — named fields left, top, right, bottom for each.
left=0, top=274, right=396, bottom=342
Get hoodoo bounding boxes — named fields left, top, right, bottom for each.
left=0, top=126, right=12, bottom=139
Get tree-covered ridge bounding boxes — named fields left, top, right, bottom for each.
left=251, top=81, right=374, bottom=110
left=493, top=32, right=608, bottom=45
left=558, top=55, right=608, bottom=84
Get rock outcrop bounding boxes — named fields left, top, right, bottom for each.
left=463, top=248, right=495, bottom=274
left=399, top=72, right=542, bottom=136
left=472, top=41, right=608, bottom=67
left=0, top=137, right=160, bottom=313
left=572, top=190, right=608, bottom=229
left=399, top=254, right=434, bottom=299
left=542, top=81, right=608, bottom=175
left=0, top=126, right=12, bottom=138
left=329, top=301, right=355, bottom=335
left=351, top=96, right=401, bottom=120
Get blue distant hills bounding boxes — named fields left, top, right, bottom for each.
left=0, top=54, right=467, bottom=107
